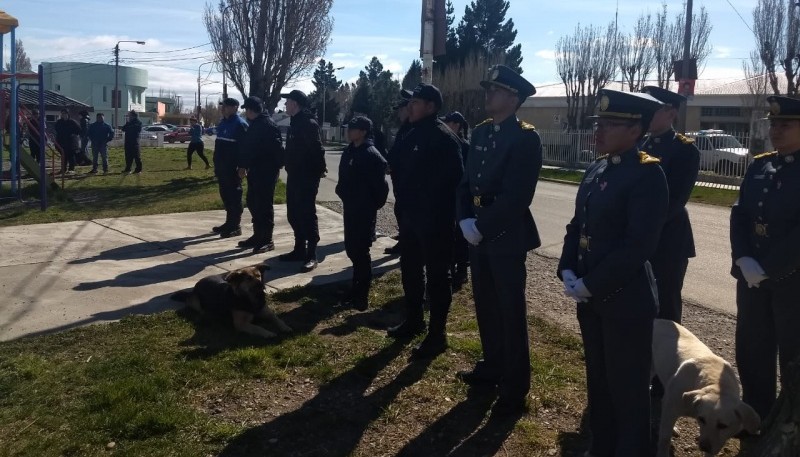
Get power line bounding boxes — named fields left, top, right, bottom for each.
left=122, top=43, right=212, bottom=54
left=725, top=0, right=754, bottom=34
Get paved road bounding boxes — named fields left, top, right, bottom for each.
left=314, top=150, right=737, bottom=316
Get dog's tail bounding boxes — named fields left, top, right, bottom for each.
left=170, top=290, right=192, bottom=302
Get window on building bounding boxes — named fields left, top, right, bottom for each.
left=103, top=87, right=107, bottom=103
left=55, top=84, right=61, bottom=91
left=700, top=107, right=743, bottom=117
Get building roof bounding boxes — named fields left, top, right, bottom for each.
left=2, top=88, right=92, bottom=112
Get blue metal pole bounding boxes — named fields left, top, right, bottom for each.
left=38, top=66, right=46, bottom=210
left=0, top=33, right=4, bottom=192
left=10, top=28, right=18, bottom=196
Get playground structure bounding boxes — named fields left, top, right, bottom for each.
left=0, top=10, right=66, bottom=211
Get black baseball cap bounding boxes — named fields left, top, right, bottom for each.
left=221, top=97, right=240, bottom=107
left=347, top=116, right=373, bottom=132
left=242, top=96, right=264, bottom=112
left=281, top=90, right=309, bottom=107
left=411, top=83, right=443, bottom=109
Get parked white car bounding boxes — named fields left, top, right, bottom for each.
left=686, top=130, right=750, bottom=177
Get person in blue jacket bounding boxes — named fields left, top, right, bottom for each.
left=186, top=117, right=210, bottom=170
left=211, top=98, right=248, bottom=238
left=87, top=113, right=114, bottom=174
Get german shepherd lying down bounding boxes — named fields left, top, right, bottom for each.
left=171, top=265, right=292, bottom=339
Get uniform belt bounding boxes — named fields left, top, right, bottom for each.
left=472, top=195, right=495, bottom=208
left=216, top=137, right=237, bottom=143
left=579, top=235, right=591, bottom=251
left=755, top=223, right=768, bottom=237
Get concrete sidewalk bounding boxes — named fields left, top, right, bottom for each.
left=0, top=206, right=398, bottom=341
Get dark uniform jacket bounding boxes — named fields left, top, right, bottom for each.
left=390, top=114, right=463, bottom=233
left=120, top=118, right=142, bottom=147
left=731, top=150, right=800, bottom=286
left=54, top=118, right=80, bottom=150
left=214, top=114, right=247, bottom=168
left=285, top=110, right=325, bottom=177
left=87, top=121, right=114, bottom=146
left=640, top=129, right=700, bottom=258
left=335, top=140, right=389, bottom=211
left=558, top=147, right=668, bottom=305
left=456, top=136, right=469, bottom=167
left=457, top=116, right=542, bottom=252
left=240, top=113, right=284, bottom=172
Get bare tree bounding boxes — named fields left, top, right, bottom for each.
left=4, top=39, right=32, bottom=73
left=618, top=12, right=656, bottom=92
left=652, top=3, right=713, bottom=90
left=204, top=0, right=334, bottom=111
left=751, top=0, right=800, bottom=96
left=435, top=50, right=507, bottom=126
left=743, top=52, right=771, bottom=153
left=556, top=22, right=620, bottom=130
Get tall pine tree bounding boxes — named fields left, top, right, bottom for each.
left=5, top=39, right=32, bottom=72
left=308, top=59, right=342, bottom=125
left=402, top=60, right=422, bottom=89
left=348, top=57, right=400, bottom=132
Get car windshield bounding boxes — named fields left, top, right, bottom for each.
left=706, top=135, right=743, bottom=149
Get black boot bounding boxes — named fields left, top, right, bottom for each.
left=343, top=280, right=369, bottom=311
left=212, top=222, right=230, bottom=234
left=387, top=319, right=425, bottom=338
left=279, top=241, right=306, bottom=262
left=252, top=240, right=275, bottom=254
left=219, top=226, right=242, bottom=238
left=411, top=333, right=447, bottom=360
left=238, top=235, right=259, bottom=248
left=301, top=244, right=318, bottom=272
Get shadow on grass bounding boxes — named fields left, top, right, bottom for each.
left=557, top=406, right=591, bottom=456
left=217, top=340, right=432, bottom=456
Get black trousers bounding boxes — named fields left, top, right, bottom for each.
left=124, top=144, right=142, bottom=172
left=344, top=206, right=377, bottom=300
left=187, top=141, right=209, bottom=167
left=246, top=168, right=279, bottom=240
left=651, top=255, right=689, bottom=323
left=399, top=219, right=453, bottom=335
left=29, top=140, right=41, bottom=162
left=58, top=142, right=76, bottom=171
left=736, top=279, right=800, bottom=420
left=452, top=224, right=469, bottom=275
left=216, top=166, right=243, bottom=227
left=578, top=302, right=654, bottom=457
left=286, top=172, right=321, bottom=247
left=470, top=246, right=530, bottom=400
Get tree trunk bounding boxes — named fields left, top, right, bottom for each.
left=751, top=358, right=800, bottom=456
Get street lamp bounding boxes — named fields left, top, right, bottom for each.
left=114, top=40, right=146, bottom=131
left=198, top=61, right=218, bottom=119
left=321, top=65, right=345, bottom=129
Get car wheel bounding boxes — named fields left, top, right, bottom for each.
left=715, top=160, right=735, bottom=176
left=180, top=140, right=186, bottom=143
left=167, top=139, right=175, bottom=143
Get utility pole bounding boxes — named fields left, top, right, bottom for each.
left=677, top=0, right=693, bottom=133
left=114, top=40, right=145, bottom=131
left=421, top=0, right=435, bottom=84
left=198, top=61, right=216, bottom=121
left=321, top=65, right=344, bottom=130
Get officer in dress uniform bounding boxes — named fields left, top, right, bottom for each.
left=385, top=89, right=414, bottom=256
left=335, top=116, right=389, bottom=311
left=640, top=86, right=700, bottom=323
left=443, top=111, right=471, bottom=290
left=731, top=95, right=800, bottom=421
left=212, top=98, right=248, bottom=238
left=238, top=96, right=285, bottom=254
left=455, top=65, right=541, bottom=417
left=387, top=83, right=463, bottom=360
left=558, top=89, right=668, bottom=456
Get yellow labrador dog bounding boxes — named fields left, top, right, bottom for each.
left=172, top=265, right=292, bottom=339
left=652, top=319, right=760, bottom=457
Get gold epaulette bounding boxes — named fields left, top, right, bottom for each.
left=519, top=120, right=536, bottom=131
left=753, top=151, right=778, bottom=159
left=676, top=133, right=694, bottom=144
left=475, top=118, right=493, bottom=127
left=639, top=151, right=661, bottom=164
left=596, top=154, right=609, bottom=161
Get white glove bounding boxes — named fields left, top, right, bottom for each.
left=565, top=277, right=592, bottom=303
left=561, top=270, right=578, bottom=283
left=459, top=218, right=483, bottom=246
left=561, top=270, right=582, bottom=302
left=736, top=257, right=768, bottom=288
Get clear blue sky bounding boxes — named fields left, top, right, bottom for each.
left=4, top=0, right=757, bottom=106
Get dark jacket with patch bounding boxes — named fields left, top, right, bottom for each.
left=121, top=118, right=143, bottom=147
left=640, top=129, right=700, bottom=259
left=389, top=114, right=463, bottom=234
left=456, top=116, right=542, bottom=252
left=240, top=113, right=284, bottom=172
left=558, top=147, right=668, bottom=311
left=54, top=118, right=81, bottom=150
left=214, top=114, right=247, bottom=169
left=336, top=140, right=389, bottom=212
left=731, top=150, right=800, bottom=286
left=285, top=110, right=325, bottom=177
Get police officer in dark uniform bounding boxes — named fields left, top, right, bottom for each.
left=336, top=116, right=389, bottom=311
left=455, top=65, right=541, bottom=417
left=388, top=83, right=463, bottom=359
left=558, top=89, right=667, bottom=456
left=279, top=90, right=326, bottom=272
left=640, top=86, right=700, bottom=323
left=443, top=111, right=471, bottom=290
left=212, top=98, right=248, bottom=238
left=238, top=96, right=285, bottom=253
left=731, top=95, right=800, bottom=421
left=385, top=89, right=414, bottom=256
left=120, top=110, right=143, bottom=174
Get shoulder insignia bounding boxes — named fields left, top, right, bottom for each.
left=475, top=118, right=493, bottom=128
left=519, top=120, right=536, bottom=131
left=676, top=133, right=694, bottom=144
left=595, top=154, right=609, bottom=162
left=753, top=151, right=778, bottom=160
left=639, top=151, right=661, bottom=164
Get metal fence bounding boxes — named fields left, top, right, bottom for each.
left=539, top=129, right=764, bottom=187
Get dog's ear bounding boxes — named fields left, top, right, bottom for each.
left=223, top=271, right=240, bottom=282
left=257, top=263, right=271, bottom=273
left=682, top=390, right=702, bottom=415
left=735, top=402, right=761, bottom=434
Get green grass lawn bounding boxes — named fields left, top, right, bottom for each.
left=0, top=147, right=286, bottom=227
left=540, top=168, right=739, bottom=207
left=0, top=272, right=587, bottom=457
